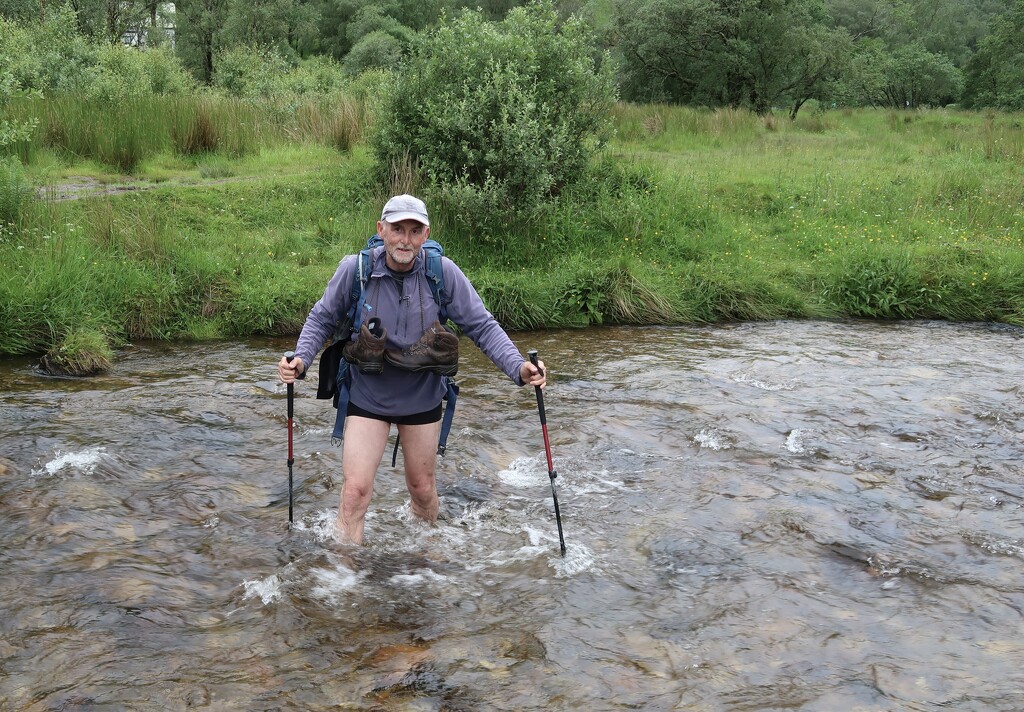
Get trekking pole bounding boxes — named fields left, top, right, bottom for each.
left=284, top=351, right=296, bottom=526
left=528, top=350, right=567, bottom=557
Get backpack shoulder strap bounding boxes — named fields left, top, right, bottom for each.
left=348, top=235, right=382, bottom=331
left=422, top=239, right=450, bottom=323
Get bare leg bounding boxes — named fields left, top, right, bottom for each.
left=397, top=419, right=442, bottom=524
left=336, top=416, right=390, bottom=544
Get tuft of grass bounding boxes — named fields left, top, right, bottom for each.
left=171, top=98, right=220, bottom=155
left=0, top=156, right=33, bottom=228
left=40, top=326, right=114, bottom=376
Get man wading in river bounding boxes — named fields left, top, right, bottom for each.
left=277, top=194, right=546, bottom=544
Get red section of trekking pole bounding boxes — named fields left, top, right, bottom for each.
left=285, top=351, right=295, bottom=525
left=529, top=350, right=566, bottom=557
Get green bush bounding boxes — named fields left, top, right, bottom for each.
left=370, top=0, right=617, bottom=231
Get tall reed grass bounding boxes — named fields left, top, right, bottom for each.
left=4, top=91, right=371, bottom=172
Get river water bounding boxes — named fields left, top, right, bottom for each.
left=0, top=321, right=1022, bottom=711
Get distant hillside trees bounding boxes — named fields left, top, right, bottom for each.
left=3, top=0, right=1024, bottom=110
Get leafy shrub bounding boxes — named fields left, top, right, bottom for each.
left=346, top=6, right=415, bottom=47
left=290, top=55, right=348, bottom=95
left=139, top=46, right=196, bottom=95
left=370, top=0, right=617, bottom=231
left=1, top=77, right=39, bottom=158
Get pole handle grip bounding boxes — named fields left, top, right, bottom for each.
left=528, top=349, right=543, bottom=376
left=527, top=350, right=546, bottom=425
left=284, top=351, right=295, bottom=419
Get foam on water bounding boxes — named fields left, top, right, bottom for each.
left=33, top=446, right=107, bottom=476
left=310, top=566, right=363, bottom=604
left=388, top=568, right=450, bottom=586
left=263, top=459, right=601, bottom=600
left=785, top=429, right=808, bottom=454
left=570, top=471, right=630, bottom=497
left=735, top=373, right=795, bottom=391
left=554, top=542, right=596, bottom=578
left=496, top=455, right=547, bottom=488
left=694, top=428, right=730, bottom=451
left=291, top=508, right=340, bottom=543
left=242, top=574, right=283, bottom=605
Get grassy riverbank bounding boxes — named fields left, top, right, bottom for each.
left=2, top=101, right=1023, bottom=372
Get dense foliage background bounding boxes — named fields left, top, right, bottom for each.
left=2, top=0, right=1024, bottom=111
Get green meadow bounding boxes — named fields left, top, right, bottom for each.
left=2, top=96, right=1023, bottom=373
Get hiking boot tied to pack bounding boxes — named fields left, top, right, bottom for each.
left=342, top=317, right=386, bottom=374
left=384, top=320, right=459, bottom=376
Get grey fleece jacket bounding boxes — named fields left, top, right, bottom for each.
left=293, top=245, right=527, bottom=416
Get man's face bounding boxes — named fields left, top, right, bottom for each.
left=378, top=219, right=429, bottom=272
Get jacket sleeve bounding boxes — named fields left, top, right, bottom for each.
left=442, top=257, right=526, bottom=385
left=293, top=255, right=357, bottom=373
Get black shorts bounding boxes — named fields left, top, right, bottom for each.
left=346, top=401, right=442, bottom=425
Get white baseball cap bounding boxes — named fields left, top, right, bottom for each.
left=381, top=194, right=429, bottom=226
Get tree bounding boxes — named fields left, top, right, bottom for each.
left=219, top=0, right=319, bottom=59
left=0, top=0, right=42, bottom=22
left=314, top=0, right=444, bottom=60
left=849, top=38, right=962, bottom=107
left=725, top=0, right=852, bottom=115
left=175, top=0, right=229, bottom=81
left=344, top=28, right=404, bottom=74
left=615, top=0, right=726, bottom=104
left=456, top=0, right=523, bottom=20
left=345, top=4, right=414, bottom=46
left=827, top=0, right=1012, bottom=67
left=779, top=23, right=853, bottom=117
left=69, top=0, right=152, bottom=42
left=616, top=0, right=851, bottom=116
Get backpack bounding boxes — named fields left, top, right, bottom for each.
left=316, top=235, right=459, bottom=456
